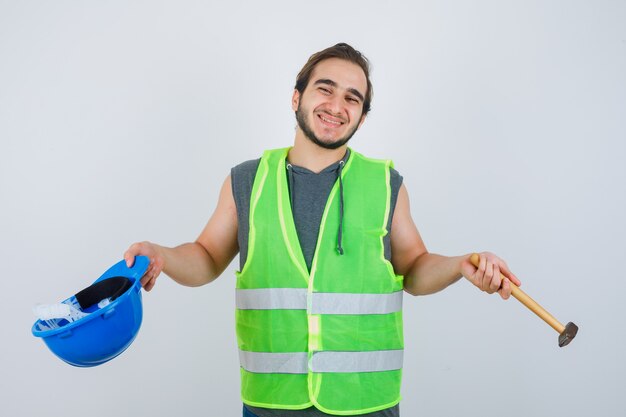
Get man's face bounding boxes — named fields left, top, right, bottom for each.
left=292, top=58, right=368, bottom=150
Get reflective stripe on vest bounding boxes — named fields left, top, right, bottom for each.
left=238, top=350, right=309, bottom=374
left=236, top=288, right=307, bottom=310
left=236, top=288, right=403, bottom=315
left=239, top=349, right=404, bottom=374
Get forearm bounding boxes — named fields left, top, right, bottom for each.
left=157, top=242, right=223, bottom=287
left=403, top=253, right=465, bottom=296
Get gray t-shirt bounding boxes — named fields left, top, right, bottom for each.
left=231, top=151, right=403, bottom=417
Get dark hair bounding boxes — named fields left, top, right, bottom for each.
left=295, top=43, right=373, bottom=115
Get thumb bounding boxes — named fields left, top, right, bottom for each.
left=124, top=252, right=135, bottom=268
left=459, top=255, right=478, bottom=284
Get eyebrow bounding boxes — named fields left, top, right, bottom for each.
left=313, top=79, right=365, bottom=102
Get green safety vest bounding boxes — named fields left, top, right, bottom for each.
left=235, top=147, right=404, bottom=415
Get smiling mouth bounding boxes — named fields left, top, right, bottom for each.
left=317, top=113, right=345, bottom=127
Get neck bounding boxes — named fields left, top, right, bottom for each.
left=288, top=131, right=348, bottom=173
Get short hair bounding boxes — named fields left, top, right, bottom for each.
left=295, top=43, right=373, bottom=115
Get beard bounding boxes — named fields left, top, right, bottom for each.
left=295, top=103, right=360, bottom=150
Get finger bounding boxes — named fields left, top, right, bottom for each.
left=479, top=254, right=487, bottom=278
left=142, top=265, right=153, bottom=279
left=474, top=254, right=487, bottom=288
left=140, top=265, right=154, bottom=285
left=489, top=264, right=502, bottom=293
left=499, top=262, right=521, bottom=287
left=142, top=274, right=154, bottom=291
left=146, top=275, right=157, bottom=291
left=124, top=251, right=136, bottom=268
left=142, top=262, right=162, bottom=287
left=149, top=269, right=162, bottom=282
left=484, top=262, right=495, bottom=293
left=499, top=278, right=511, bottom=300
left=124, top=242, right=145, bottom=267
left=140, top=274, right=151, bottom=288
left=146, top=262, right=162, bottom=280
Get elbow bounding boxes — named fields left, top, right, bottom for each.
left=403, top=288, right=419, bottom=297
left=401, top=257, right=425, bottom=297
left=402, top=282, right=421, bottom=297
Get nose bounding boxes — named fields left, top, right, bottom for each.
left=325, top=93, right=344, bottom=115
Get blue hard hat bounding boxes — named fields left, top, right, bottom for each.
left=31, top=256, right=149, bottom=367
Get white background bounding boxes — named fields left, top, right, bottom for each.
left=1, top=1, right=624, bottom=416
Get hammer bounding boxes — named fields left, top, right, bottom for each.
left=469, top=253, right=578, bottom=347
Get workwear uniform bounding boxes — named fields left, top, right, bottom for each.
left=235, top=148, right=404, bottom=416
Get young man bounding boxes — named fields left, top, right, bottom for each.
left=124, top=43, right=520, bottom=417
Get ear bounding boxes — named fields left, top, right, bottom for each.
left=291, top=90, right=300, bottom=112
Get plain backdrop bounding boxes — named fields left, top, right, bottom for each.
left=1, top=1, right=625, bottom=416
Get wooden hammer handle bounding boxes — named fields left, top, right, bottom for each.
left=469, top=253, right=565, bottom=334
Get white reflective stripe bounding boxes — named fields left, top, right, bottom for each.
left=236, top=288, right=307, bottom=310
left=236, top=288, right=403, bottom=314
left=238, top=349, right=404, bottom=374
left=239, top=350, right=308, bottom=374
left=311, top=291, right=403, bottom=315
left=311, top=350, right=404, bottom=373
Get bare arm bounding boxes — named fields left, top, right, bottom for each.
left=390, top=184, right=520, bottom=298
left=124, top=175, right=239, bottom=290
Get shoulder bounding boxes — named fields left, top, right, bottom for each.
left=351, top=150, right=403, bottom=187
left=350, top=150, right=402, bottom=174
left=231, top=158, right=261, bottom=187
left=230, top=158, right=261, bottom=215
left=348, top=149, right=404, bottom=191
left=231, top=158, right=261, bottom=177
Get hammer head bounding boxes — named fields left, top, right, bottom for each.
left=558, top=322, right=579, bottom=347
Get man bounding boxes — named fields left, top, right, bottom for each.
left=124, top=43, right=520, bottom=417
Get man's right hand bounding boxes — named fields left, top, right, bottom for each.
left=124, top=241, right=165, bottom=291
left=120, top=175, right=239, bottom=290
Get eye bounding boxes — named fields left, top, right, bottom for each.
left=346, top=97, right=360, bottom=104
left=318, top=87, right=331, bottom=94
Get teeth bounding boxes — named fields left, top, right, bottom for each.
left=320, top=115, right=342, bottom=125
